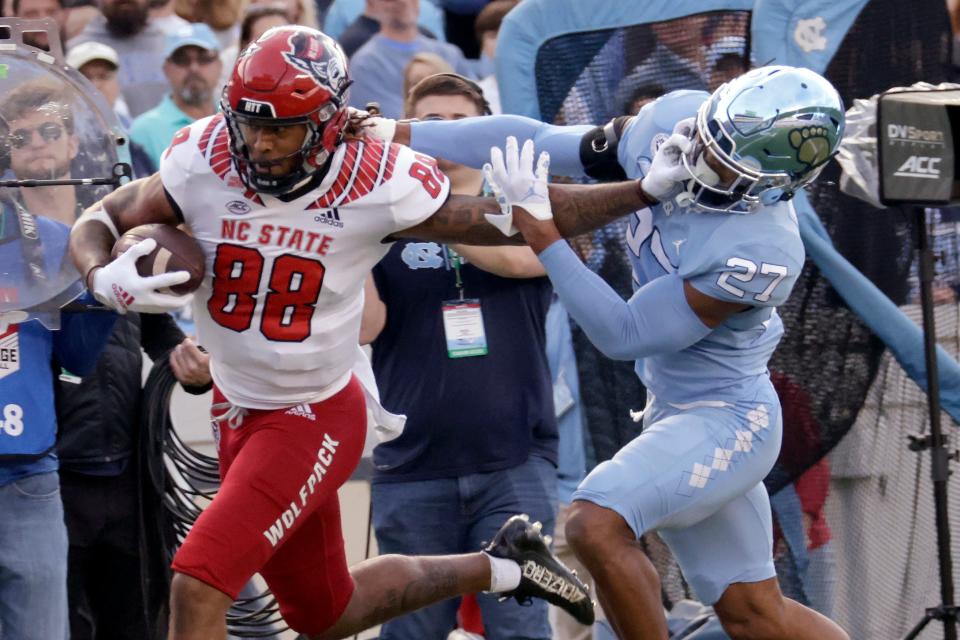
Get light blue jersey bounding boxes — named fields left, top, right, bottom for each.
left=408, top=99, right=805, bottom=603
left=409, top=92, right=803, bottom=404
left=617, top=91, right=805, bottom=403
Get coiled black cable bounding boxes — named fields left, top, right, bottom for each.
left=141, top=355, right=288, bottom=637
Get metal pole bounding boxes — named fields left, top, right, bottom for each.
left=914, top=206, right=957, bottom=640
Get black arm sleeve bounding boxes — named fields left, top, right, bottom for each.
left=139, top=313, right=212, bottom=396
left=579, top=116, right=631, bottom=181
left=140, top=312, right=185, bottom=361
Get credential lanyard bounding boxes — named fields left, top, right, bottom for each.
left=440, top=245, right=487, bottom=358
left=444, top=245, right=465, bottom=300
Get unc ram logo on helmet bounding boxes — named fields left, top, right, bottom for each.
left=683, top=65, right=845, bottom=214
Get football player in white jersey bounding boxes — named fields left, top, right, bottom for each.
left=69, top=26, right=653, bottom=640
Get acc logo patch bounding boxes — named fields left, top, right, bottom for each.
left=226, top=200, right=251, bottom=215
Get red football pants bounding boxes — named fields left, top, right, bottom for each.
left=172, top=376, right=367, bottom=634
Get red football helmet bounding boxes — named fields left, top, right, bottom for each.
left=221, top=26, right=351, bottom=195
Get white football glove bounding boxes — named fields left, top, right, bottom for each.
left=90, top=238, right=193, bottom=314
left=481, top=136, right=551, bottom=236
left=348, top=107, right=397, bottom=145
left=640, top=132, right=693, bottom=201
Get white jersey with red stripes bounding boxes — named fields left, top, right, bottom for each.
left=160, top=115, right=450, bottom=409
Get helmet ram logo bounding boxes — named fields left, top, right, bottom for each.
left=282, top=31, right=347, bottom=95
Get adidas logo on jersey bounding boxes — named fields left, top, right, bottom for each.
left=285, top=404, right=316, bottom=421
left=314, top=207, right=343, bottom=228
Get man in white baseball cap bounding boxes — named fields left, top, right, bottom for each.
left=65, top=41, right=132, bottom=129
left=66, top=41, right=162, bottom=178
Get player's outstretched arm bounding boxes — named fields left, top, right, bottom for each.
left=535, top=241, right=746, bottom=360
left=392, top=180, right=651, bottom=246
left=356, top=113, right=593, bottom=178
left=411, top=116, right=592, bottom=177
left=70, top=173, right=180, bottom=289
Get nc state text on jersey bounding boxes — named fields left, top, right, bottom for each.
left=221, top=219, right=335, bottom=256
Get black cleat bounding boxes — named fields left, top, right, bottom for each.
left=484, top=514, right=595, bottom=625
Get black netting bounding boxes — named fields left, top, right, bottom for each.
left=799, top=2, right=958, bottom=636
left=532, top=1, right=960, bottom=635
left=769, top=0, right=954, bottom=494
left=537, top=11, right=751, bottom=468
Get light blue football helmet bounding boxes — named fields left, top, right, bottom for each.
left=678, top=65, right=846, bottom=213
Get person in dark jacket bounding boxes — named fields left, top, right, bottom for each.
left=56, top=314, right=211, bottom=640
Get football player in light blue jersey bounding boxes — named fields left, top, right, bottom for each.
left=358, top=65, right=850, bottom=640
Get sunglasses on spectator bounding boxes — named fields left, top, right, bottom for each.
left=9, top=122, right=64, bottom=149
left=168, top=50, right=220, bottom=68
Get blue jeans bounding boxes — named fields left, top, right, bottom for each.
left=372, top=455, right=558, bottom=640
left=0, top=471, right=69, bottom=640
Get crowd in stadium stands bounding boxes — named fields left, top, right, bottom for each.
left=6, top=0, right=945, bottom=638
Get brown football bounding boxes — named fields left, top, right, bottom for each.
left=110, top=224, right=205, bottom=295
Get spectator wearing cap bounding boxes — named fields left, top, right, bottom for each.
left=130, top=22, right=222, bottom=168
left=66, top=41, right=157, bottom=177
left=67, top=0, right=172, bottom=118
left=65, top=42, right=131, bottom=128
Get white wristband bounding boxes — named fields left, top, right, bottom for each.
left=81, top=207, right=120, bottom=240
